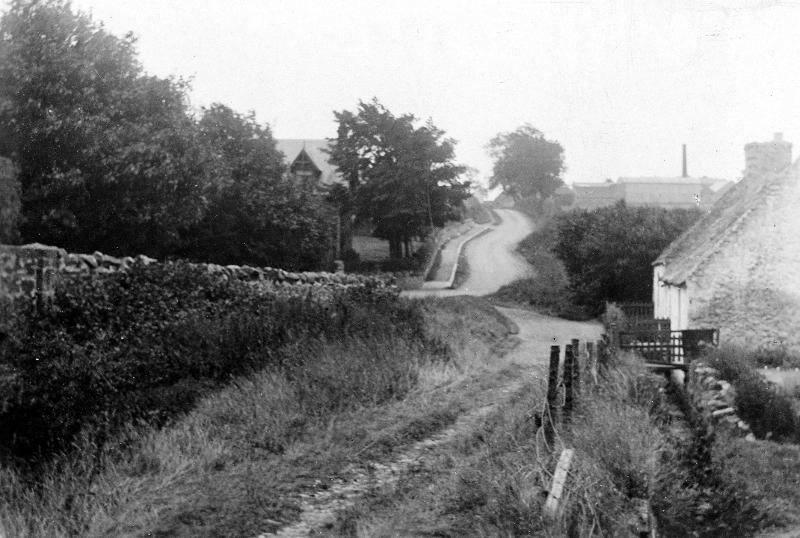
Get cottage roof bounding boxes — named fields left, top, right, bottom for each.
left=653, top=160, right=797, bottom=285
left=275, top=139, right=342, bottom=186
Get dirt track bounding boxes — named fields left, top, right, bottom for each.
left=260, top=209, right=601, bottom=538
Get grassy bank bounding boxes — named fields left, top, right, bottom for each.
left=0, top=295, right=515, bottom=538
left=320, top=352, right=775, bottom=537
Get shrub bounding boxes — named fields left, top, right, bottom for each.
left=553, top=201, right=701, bottom=312
left=702, top=348, right=800, bottom=443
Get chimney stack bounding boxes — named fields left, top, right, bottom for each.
left=744, top=133, right=792, bottom=180
left=682, top=144, right=688, bottom=178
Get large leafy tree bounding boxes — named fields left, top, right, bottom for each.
left=183, top=104, right=330, bottom=270
left=487, top=124, right=565, bottom=199
left=0, top=0, right=211, bottom=256
left=327, top=99, right=468, bottom=258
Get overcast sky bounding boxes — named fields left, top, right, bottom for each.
left=21, top=0, right=800, bottom=187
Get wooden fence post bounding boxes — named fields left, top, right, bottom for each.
left=609, top=322, right=619, bottom=350
left=563, top=344, right=574, bottom=423
left=545, top=345, right=560, bottom=448
left=571, top=339, right=581, bottom=398
left=544, top=448, right=575, bottom=520
left=586, top=341, right=597, bottom=385
left=598, top=338, right=608, bottom=372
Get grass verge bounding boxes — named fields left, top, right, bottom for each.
left=0, top=295, right=515, bottom=538
left=322, top=352, right=773, bottom=538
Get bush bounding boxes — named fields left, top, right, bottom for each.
left=703, top=347, right=800, bottom=443
left=553, top=201, right=701, bottom=312
left=0, top=261, right=427, bottom=466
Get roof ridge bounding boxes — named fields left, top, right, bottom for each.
left=657, top=161, right=793, bottom=285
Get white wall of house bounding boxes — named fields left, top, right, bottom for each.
left=653, top=264, right=689, bottom=330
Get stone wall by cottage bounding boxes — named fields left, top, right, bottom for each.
left=0, top=243, right=391, bottom=314
left=687, top=140, right=800, bottom=355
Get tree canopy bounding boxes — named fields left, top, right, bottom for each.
left=487, top=124, right=565, bottom=199
left=181, top=104, right=331, bottom=270
left=0, top=0, right=213, bottom=256
left=326, top=99, right=468, bottom=258
left=553, top=202, right=702, bottom=311
left=0, top=0, right=331, bottom=270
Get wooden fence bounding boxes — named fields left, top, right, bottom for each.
left=539, top=338, right=657, bottom=535
left=618, top=328, right=718, bottom=368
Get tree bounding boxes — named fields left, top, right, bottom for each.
left=553, top=202, right=702, bottom=311
left=487, top=124, right=565, bottom=199
left=327, top=99, right=468, bottom=258
left=0, top=0, right=211, bottom=256
left=182, top=104, right=330, bottom=270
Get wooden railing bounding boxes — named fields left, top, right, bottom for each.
left=619, top=328, right=718, bottom=367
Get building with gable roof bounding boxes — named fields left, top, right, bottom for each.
left=653, top=133, right=800, bottom=354
left=275, top=139, right=350, bottom=257
left=275, top=139, right=343, bottom=190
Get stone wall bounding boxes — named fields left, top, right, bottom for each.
left=0, top=243, right=393, bottom=315
left=687, top=362, right=754, bottom=440
left=688, top=138, right=800, bottom=355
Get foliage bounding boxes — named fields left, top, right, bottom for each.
left=486, top=124, right=565, bottom=199
left=0, top=261, right=422, bottom=466
left=702, top=348, right=800, bottom=443
left=326, top=98, right=469, bottom=258
left=0, top=158, right=21, bottom=243
left=653, top=380, right=766, bottom=537
left=0, top=0, right=212, bottom=257
left=181, top=104, right=331, bottom=270
left=553, top=201, right=702, bottom=312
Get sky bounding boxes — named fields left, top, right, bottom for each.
left=12, top=0, right=800, bottom=188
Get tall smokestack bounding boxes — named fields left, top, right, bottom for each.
left=682, top=144, right=688, bottom=178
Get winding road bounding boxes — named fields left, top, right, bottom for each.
left=404, top=208, right=602, bottom=364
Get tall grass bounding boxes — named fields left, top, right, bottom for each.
left=0, top=335, right=428, bottom=537
left=0, top=295, right=511, bottom=538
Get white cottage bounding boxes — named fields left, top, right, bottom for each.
left=653, top=134, right=800, bottom=355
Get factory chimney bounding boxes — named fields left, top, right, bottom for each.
left=682, top=144, right=688, bottom=178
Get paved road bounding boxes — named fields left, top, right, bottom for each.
left=402, top=208, right=535, bottom=299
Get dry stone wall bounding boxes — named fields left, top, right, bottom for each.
left=687, top=362, right=754, bottom=441
left=0, top=243, right=396, bottom=311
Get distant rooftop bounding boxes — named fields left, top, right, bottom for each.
left=275, top=139, right=342, bottom=186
